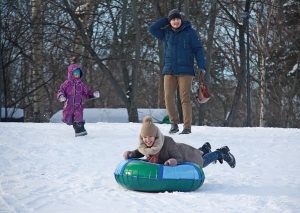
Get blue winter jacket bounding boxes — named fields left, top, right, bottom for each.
left=149, top=18, right=206, bottom=76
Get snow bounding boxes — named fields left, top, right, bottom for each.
left=0, top=122, right=300, bottom=213
left=287, top=63, right=298, bottom=77
left=283, top=0, right=295, bottom=7
left=50, top=108, right=168, bottom=123
left=1, top=108, right=24, bottom=119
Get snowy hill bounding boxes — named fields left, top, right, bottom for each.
left=0, top=122, right=299, bottom=213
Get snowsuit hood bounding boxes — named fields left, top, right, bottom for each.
left=68, top=64, right=83, bottom=79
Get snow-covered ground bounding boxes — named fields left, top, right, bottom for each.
left=0, top=122, right=299, bottom=213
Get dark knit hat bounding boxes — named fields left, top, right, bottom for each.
left=168, top=9, right=182, bottom=21
left=140, top=116, right=158, bottom=137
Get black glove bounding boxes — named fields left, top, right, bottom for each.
left=123, top=151, right=133, bottom=160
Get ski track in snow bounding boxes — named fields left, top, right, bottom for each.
left=0, top=122, right=299, bottom=213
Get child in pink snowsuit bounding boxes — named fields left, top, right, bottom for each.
left=57, top=64, right=100, bottom=136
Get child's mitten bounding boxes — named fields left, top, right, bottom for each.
left=93, top=91, right=100, bottom=98
left=59, top=95, right=66, bottom=102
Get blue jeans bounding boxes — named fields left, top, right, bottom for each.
left=203, top=151, right=221, bottom=168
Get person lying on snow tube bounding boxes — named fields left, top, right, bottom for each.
left=123, top=116, right=236, bottom=169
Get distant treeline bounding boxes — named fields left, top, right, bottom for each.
left=0, top=0, right=299, bottom=127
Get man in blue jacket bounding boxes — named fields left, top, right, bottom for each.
left=149, top=9, right=206, bottom=134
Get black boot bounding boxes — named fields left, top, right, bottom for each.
left=216, top=146, right=236, bottom=168
left=73, top=122, right=87, bottom=137
left=199, top=142, right=211, bottom=156
left=73, top=123, right=79, bottom=133
left=169, top=123, right=179, bottom=134
left=179, top=128, right=191, bottom=134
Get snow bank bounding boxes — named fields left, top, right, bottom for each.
left=50, top=108, right=168, bottom=123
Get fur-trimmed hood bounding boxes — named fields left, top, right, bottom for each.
left=137, top=128, right=164, bottom=157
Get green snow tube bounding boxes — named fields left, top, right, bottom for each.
left=114, top=159, right=205, bottom=192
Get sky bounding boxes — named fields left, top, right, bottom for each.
left=0, top=120, right=299, bottom=213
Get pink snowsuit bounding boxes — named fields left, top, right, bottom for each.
left=57, top=64, right=94, bottom=125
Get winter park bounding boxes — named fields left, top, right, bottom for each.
left=1, top=1, right=300, bottom=213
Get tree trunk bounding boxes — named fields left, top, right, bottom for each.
left=183, top=0, right=189, bottom=17
left=255, top=2, right=275, bottom=127
left=227, top=28, right=247, bottom=126
left=73, top=0, right=97, bottom=105
left=198, top=0, right=218, bottom=126
left=151, top=1, right=165, bottom=108
left=157, top=44, right=164, bottom=108
left=31, top=0, right=43, bottom=122
left=258, top=55, right=266, bottom=127
left=221, top=0, right=251, bottom=126
left=128, top=0, right=140, bottom=122
left=73, top=1, right=96, bottom=64
left=0, top=4, right=2, bottom=121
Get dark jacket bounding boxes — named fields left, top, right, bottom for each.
left=149, top=17, right=206, bottom=75
left=130, top=129, right=204, bottom=167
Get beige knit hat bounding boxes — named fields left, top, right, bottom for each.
left=140, top=116, right=158, bottom=137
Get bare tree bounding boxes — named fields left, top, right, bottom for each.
left=61, top=0, right=141, bottom=122
left=217, top=0, right=251, bottom=127
left=254, top=2, right=275, bottom=127
left=31, top=0, right=44, bottom=121
left=0, top=3, right=3, bottom=121
left=1, top=0, right=298, bottom=127
left=198, top=0, right=218, bottom=126
left=150, top=0, right=167, bottom=108
left=128, top=0, right=141, bottom=121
